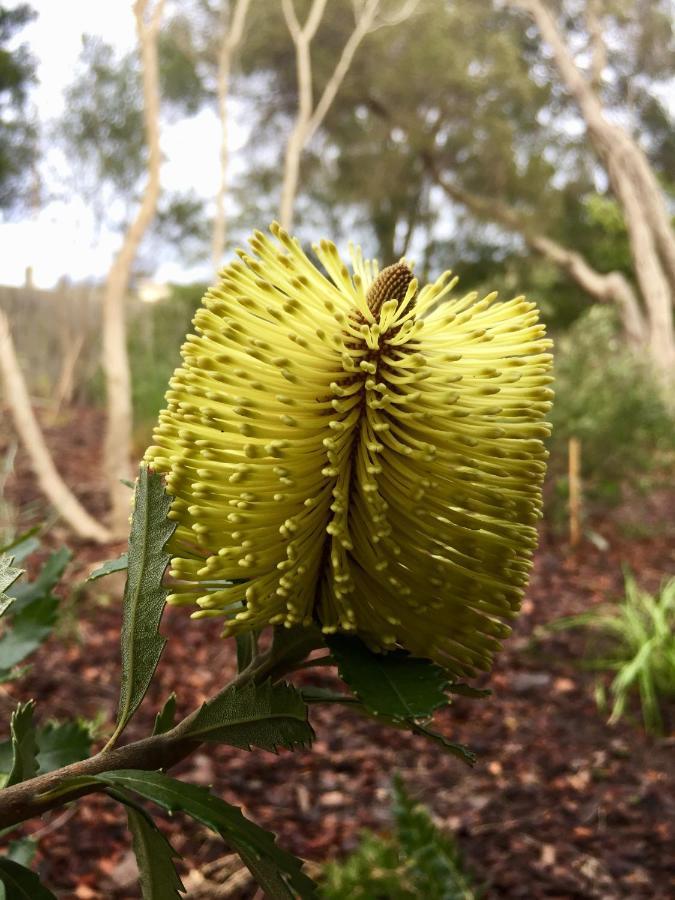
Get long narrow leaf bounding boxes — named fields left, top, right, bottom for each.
left=0, top=860, right=57, bottom=900
left=122, top=800, right=185, bottom=899
left=95, top=771, right=318, bottom=899
left=111, top=467, right=175, bottom=742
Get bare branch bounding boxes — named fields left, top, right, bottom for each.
left=368, top=0, right=421, bottom=32
left=423, top=155, right=647, bottom=348
left=212, top=0, right=252, bottom=274
left=0, top=311, right=111, bottom=543
left=586, top=0, right=606, bottom=91
left=505, top=0, right=675, bottom=382
left=102, top=0, right=165, bottom=535
left=307, top=0, right=381, bottom=140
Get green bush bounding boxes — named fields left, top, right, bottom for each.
left=547, top=306, right=674, bottom=513
left=129, top=282, right=206, bottom=431
left=321, top=776, right=478, bottom=899
left=552, top=572, right=675, bottom=735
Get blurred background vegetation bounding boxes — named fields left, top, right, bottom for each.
left=2, top=0, right=674, bottom=543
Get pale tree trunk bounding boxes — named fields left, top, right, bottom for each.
left=426, top=159, right=648, bottom=348
left=211, top=0, right=251, bottom=277
left=0, top=311, right=111, bottom=543
left=103, top=0, right=164, bottom=536
left=505, top=0, right=675, bottom=384
left=279, top=0, right=420, bottom=231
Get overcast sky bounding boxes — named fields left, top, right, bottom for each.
left=0, top=0, right=249, bottom=288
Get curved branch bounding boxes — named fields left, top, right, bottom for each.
left=423, top=155, right=647, bottom=347
left=0, top=311, right=111, bottom=543
left=102, top=0, right=165, bottom=536
left=211, top=0, right=252, bottom=275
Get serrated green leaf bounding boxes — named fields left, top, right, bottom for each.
left=36, top=720, right=92, bottom=774
left=125, top=803, right=185, bottom=899
left=0, top=527, right=40, bottom=559
left=0, top=548, right=71, bottom=678
left=411, top=723, right=476, bottom=767
left=327, top=635, right=451, bottom=722
left=0, top=530, right=40, bottom=565
left=0, top=557, right=23, bottom=614
left=88, top=554, right=128, bottom=582
left=112, top=467, right=175, bottom=742
left=8, top=549, right=71, bottom=613
left=0, top=591, right=58, bottom=676
left=185, top=681, right=313, bottom=752
left=0, top=859, right=57, bottom=899
left=1, top=718, right=92, bottom=784
left=5, top=701, right=38, bottom=787
left=95, top=771, right=318, bottom=899
left=152, top=694, right=177, bottom=736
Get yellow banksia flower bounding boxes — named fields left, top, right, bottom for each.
left=145, top=224, right=553, bottom=678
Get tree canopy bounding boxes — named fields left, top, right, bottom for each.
left=0, top=3, right=37, bottom=215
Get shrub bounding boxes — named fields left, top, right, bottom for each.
left=129, top=282, right=206, bottom=430
left=547, top=306, right=674, bottom=514
left=552, top=572, right=675, bottom=735
left=321, top=776, right=479, bottom=899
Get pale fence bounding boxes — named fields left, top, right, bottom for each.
left=0, top=281, right=147, bottom=407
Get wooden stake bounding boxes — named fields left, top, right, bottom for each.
left=568, top=436, right=582, bottom=547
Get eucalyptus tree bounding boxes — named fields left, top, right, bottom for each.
left=236, top=0, right=675, bottom=381
left=0, top=3, right=37, bottom=215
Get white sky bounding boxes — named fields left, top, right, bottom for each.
left=0, top=0, right=247, bottom=288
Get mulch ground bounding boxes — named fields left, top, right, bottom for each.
left=1, top=407, right=674, bottom=899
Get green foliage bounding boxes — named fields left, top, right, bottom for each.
left=548, top=306, right=675, bottom=511
left=0, top=717, right=92, bottom=787
left=125, top=804, right=185, bottom=899
left=327, top=635, right=476, bottom=765
left=34, top=720, right=92, bottom=774
left=185, top=680, right=314, bottom=752
left=94, top=771, right=319, bottom=899
left=0, top=556, right=22, bottom=615
left=0, top=3, right=37, bottom=213
left=0, top=549, right=71, bottom=680
left=0, top=858, right=57, bottom=899
left=552, top=573, right=675, bottom=735
left=327, top=635, right=450, bottom=721
left=59, top=36, right=145, bottom=213
left=129, top=283, right=205, bottom=430
left=321, top=776, right=478, bottom=899
left=111, top=467, right=175, bottom=744
left=88, top=553, right=128, bottom=582
left=4, top=701, right=37, bottom=788
left=152, top=693, right=177, bottom=736
left=158, top=13, right=209, bottom=117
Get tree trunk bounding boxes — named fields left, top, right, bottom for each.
left=211, top=0, right=251, bottom=275
left=506, top=0, right=675, bottom=385
left=0, top=311, right=111, bottom=543
left=102, top=0, right=164, bottom=536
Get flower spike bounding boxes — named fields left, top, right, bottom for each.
left=145, top=226, right=553, bottom=678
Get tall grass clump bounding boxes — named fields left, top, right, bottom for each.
left=321, top=776, right=479, bottom=899
left=553, top=572, right=675, bottom=735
